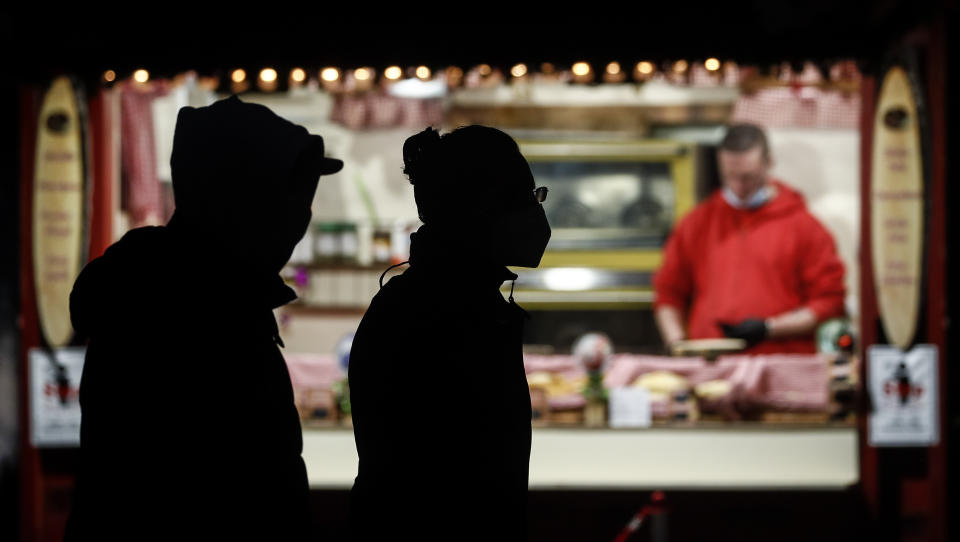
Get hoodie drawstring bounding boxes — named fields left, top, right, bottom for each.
left=379, top=261, right=410, bottom=288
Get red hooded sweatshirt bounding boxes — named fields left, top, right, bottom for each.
left=653, top=180, right=846, bottom=354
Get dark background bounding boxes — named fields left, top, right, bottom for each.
left=0, top=2, right=944, bottom=82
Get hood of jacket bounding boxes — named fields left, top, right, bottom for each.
left=167, top=95, right=340, bottom=276
left=170, top=95, right=324, bottom=226
left=71, top=97, right=335, bottom=341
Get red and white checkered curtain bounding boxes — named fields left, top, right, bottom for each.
left=120, top=80, right=168, bottom=227
left=732, top=86, right=860, bottom=129
left=732, top=61, right=860, bottom=129
left=331, top=93, right=444, bottom=130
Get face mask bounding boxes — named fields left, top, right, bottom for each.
left=492, top=204, right=551, bottom=268
left=723, top=185, right=772, bottom=210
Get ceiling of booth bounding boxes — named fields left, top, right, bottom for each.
left=2, top=1, right=943, bottom=79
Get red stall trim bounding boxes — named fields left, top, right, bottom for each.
left=857, top=74, right=879, bottom=517
left=18, top=85, right=43, bottom=542
left=921, top=20, right=948, bottom=542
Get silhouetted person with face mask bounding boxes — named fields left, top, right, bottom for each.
left=64, top=95, right=343, bottom=541
left=348, top=126, right=551, bottom=541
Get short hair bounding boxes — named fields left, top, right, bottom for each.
left=719, top=123, right=770, bottom=160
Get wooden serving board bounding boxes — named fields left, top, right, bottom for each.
left=671, top=338, right=746, bottom=358
left=33, top=76, right=86, bottom=347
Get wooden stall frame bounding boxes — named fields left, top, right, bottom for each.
left=857, top=19, right=949, bottom=542
left=17, top=83, right=115, bottom=542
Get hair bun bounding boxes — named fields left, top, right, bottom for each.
left=402, top=127, right=441, bottom=182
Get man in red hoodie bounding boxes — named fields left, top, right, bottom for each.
left=653, top=124, right=846, bottom=354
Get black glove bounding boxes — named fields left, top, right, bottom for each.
left=719, top=318, right=768, bottom=345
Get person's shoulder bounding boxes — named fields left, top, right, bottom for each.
left=360, top=272, right=419, bottom=323
left=771, top=183, right=837, bottom=243
left=113, top=224, right=168, bottom=247
left=369, top=272, right=411, bottom=303
left=71, top=226, right=170, bottom=338
left=97, top=225, right=170, bottom=264
left=773, top=184, right=824, bottom=224
left=672, top=192, right=722, bottom=235
left=117, top=225, right=167, bottom=242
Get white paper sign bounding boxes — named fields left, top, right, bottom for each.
left=868, top=344, right=938, bottom=446
left=608, top=387, right=652, bottom=428
left=30, top=347, right=85, bottom=447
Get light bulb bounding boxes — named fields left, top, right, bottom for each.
left=321, top=68, right=340, bottom=82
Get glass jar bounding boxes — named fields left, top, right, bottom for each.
left=314, top=222, right=340, bottom=263
left=339, top=222, right=359, bottom=264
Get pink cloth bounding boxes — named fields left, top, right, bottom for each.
left=602, top=354, right=829, bottom=411
left=286, top=352, right=830, bottom=412
left=120, top=80, right=167, bottom=226
left=731, top=86, right=860, bottom=129
left=548, top=395, right=586, bottom=410
left=283, top=353, right=344, bottom=392
left=330, top=93, right=444, bottom=130
left=522, top=354, right=587, bottom=410
left=522, top=354, right=585, bottom=381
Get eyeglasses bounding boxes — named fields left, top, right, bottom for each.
left=534, top=186, right=548, bottom=203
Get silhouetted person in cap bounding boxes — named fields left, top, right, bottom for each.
left=348, top=126, right=550, bottom=541
left=64, top=95, right=343, bottom=541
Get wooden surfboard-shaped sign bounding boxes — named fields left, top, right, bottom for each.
left=871, top=66, right=924, bottom=350
left=33, top=76, right=86, bottom=347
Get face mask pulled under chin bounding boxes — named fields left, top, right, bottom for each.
left=723, top=185, right=772, bottom=210
left=493, top=204, right=551, bottom=268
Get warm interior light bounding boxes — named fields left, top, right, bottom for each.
left=606, top=62, right=621, bottom=75
left=705, top=58, right=721, bottom=71
left=384, top=66, right=402, bottom=80
left=231, top=69, right=246, bottom=83
left=291, top=68, right=306, bottom=82
left=542, top=268, right=598, bottom=291
left=259, top=68, right=277, bottom=82
left=354, top=68, right=372, bottom=81
left=103, top=70, right=116, bottom=82
left=541, top=62, right=555, bottom=74
left=415, top=66, right=431, bottom=80
left=637, top=61, right=654, bottom=75
left=673, top=60, right=689, bottom=73
left=572, top=62, right=591, bottom=76
left=133, top=69, right=149, bottom=83
left=321, top=68, right=340, bottom=82
left=478, top=64, right=492, bottom=76
left=511, top=63, right=528, bottom=77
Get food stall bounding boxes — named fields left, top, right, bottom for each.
left=9, top=7, right=953, bottom=542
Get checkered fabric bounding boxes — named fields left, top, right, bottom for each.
left=602, top=354, right=830, bottom=411
left=284, top=353, right=343, bottom=391
left=689, top=65, right=721, bottom=87
left=331, top=92, right=444, bottom=130
left=120, top=80, right=168, bottom=227
left=731, top=86, right=860, bottom=129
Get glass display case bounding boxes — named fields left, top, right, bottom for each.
left=531, top=160, right=675, bottom=249
left=519, top=140, right=698, bottom=260
left=507, top=140, right=700, bottom=315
